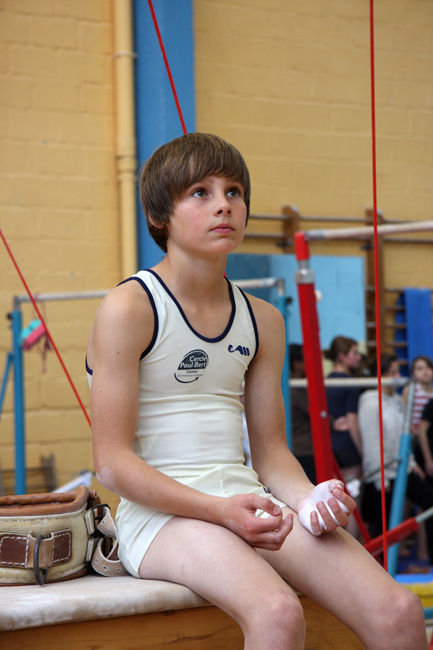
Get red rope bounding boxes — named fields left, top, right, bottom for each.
left=147, top=0, right=188, bottom=135
left=369, top=0, right=388, bottom=569
left=0, top=229, right=91, bottom=428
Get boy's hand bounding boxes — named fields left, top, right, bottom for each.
left=216, top=494, right=293, bottom=550
left=298, top=480, right=355, bottom=536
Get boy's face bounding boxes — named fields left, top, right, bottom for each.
left=167, top=175, right=247, bottom=256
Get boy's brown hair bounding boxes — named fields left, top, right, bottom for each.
left=139, top=132, right=251, bottom=252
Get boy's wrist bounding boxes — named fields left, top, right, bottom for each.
left=198, top=495, right=226, bottom=526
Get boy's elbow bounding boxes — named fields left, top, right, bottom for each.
left=95, top=465, right=118, bottom=492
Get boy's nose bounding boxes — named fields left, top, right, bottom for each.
left=215, top=195, right=231, bottom=215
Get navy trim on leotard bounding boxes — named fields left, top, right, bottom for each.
left=238, top=288, right=259, bottom=361
left=85, top=355, right=93, bottom=375
left=85, top=276, right=159, bottom=374
left=147, top=269, right=236, bottom=343
left=118, top=276, right=159, bottom=359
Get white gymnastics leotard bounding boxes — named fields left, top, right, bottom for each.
left=87, top=269, right=286, bottom=577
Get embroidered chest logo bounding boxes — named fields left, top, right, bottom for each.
left=174, top=349, right=209, bottom=383
left=228, top=344, right=250, bottom=356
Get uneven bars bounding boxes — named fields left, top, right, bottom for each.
left=306, top=220, right=433, bottom=241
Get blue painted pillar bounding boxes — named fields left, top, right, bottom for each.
left=11, top=307, right=26, bottom=494
left=133, top=0, right=196, bottom=270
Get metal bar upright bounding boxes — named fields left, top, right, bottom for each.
left=11, top=304, right=26, bottom=494
left=276, top=282, right=292, bottom=450
left=387, top=380, right=415, bottom=575
left=0, top=352, right=13, bottom=421
left=294, top=232, right=334, bottom=481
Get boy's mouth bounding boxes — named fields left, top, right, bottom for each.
left=212, top=223, right=234, bottom=232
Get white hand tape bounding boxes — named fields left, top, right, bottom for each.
left=298, top=480, right=350, bottom=535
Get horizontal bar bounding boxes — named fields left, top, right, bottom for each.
left=14, top=290, right=109, bottom=305
left=383, top=236, right=433, bottom=245
left=290, top=377, right=408, bottom=389
left=305, top=220, right=433, bottom=241
left=249, top=214, right=288, bottom=222
left=244, top=232, right=287, bottom=240
left=367, top=321, right=406, bottom=329
left=235, top=277, right=285, bottom=293
left=299, top=215, right=365, bottom=224
left=416, top=504, right=433, bottom=524
left=384, top=323, right=406, bottom=330
left=14, top=279, right=286, bottom=305
left=366, top=286, right=402, bottom=293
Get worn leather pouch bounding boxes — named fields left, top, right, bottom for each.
left=0, top=485, right=126, bottom=585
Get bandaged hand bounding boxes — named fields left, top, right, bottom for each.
left=298, top=480, right=355, bottom=536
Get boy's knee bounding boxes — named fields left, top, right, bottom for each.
left=254, top=588, right=305, bottom=639
left=391, top=588, right=424, bottom=629
left=374, top=587, right=425, bottom=645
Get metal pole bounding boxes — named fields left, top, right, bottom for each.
left=235, top=278, right=282, bottom=291
left=294, top=232, right=334, bottom=481
left=11, top=304, right=26, bottom=494
left=305, top=220, right=433, bottom=242
left=290, top=377, right=407, bottom=389
left=386, top=380, right=415, bottom=575
left=14, top=289, right=109, bottom=304
left=0, top=352, right=13, bottom=421
left=276, top=292, right=292, bottom=450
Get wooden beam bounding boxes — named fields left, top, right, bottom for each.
left=1, top=596, right=363, bottom=650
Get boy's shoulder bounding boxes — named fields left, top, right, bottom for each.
left=241, top=291, right=285, bottom=355
left=96, top=277, right=154, bottom=327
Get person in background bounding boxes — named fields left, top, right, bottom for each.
left=402, top=355, right=433, bottom=435
left=324, top=336, right=362, bottom=537
left=415, top=398, right=433, bottom=481
left=403, top=356, right=433, bottom=564
left=359, top=354, right=433, bottom=567
left=325, top=337, right=362, bottom=469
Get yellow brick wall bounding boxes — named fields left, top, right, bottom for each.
left=1, top=1, right=433, bottom=496
left=0, top=0, right=119, bottom=491
left=194, top=0, right=433, bottom=287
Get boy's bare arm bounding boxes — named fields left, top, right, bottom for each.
left=244, top=295, right=315, bottom=509
left=244, top=296, right=354, bottom=522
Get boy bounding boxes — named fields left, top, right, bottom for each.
left=87, top=133, right=425, bottom=649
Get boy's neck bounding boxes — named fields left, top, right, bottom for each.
left=153, top=255, right=228, bottom=299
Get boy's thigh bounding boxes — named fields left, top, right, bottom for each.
left=258, top=508, right=405, bottom=628
left=138, top=515, right=297, bottom=615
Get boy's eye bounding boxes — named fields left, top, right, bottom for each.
left=227, top=186, right=242, bottom=198
left=192, top=187, right=207, bottom=198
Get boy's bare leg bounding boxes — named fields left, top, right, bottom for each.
left=258, top=508, right=427, bottom=650
left=139, top=516, right=305, bottom=650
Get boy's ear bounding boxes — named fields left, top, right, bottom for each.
left=148, top=216, right=168, bottom=230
